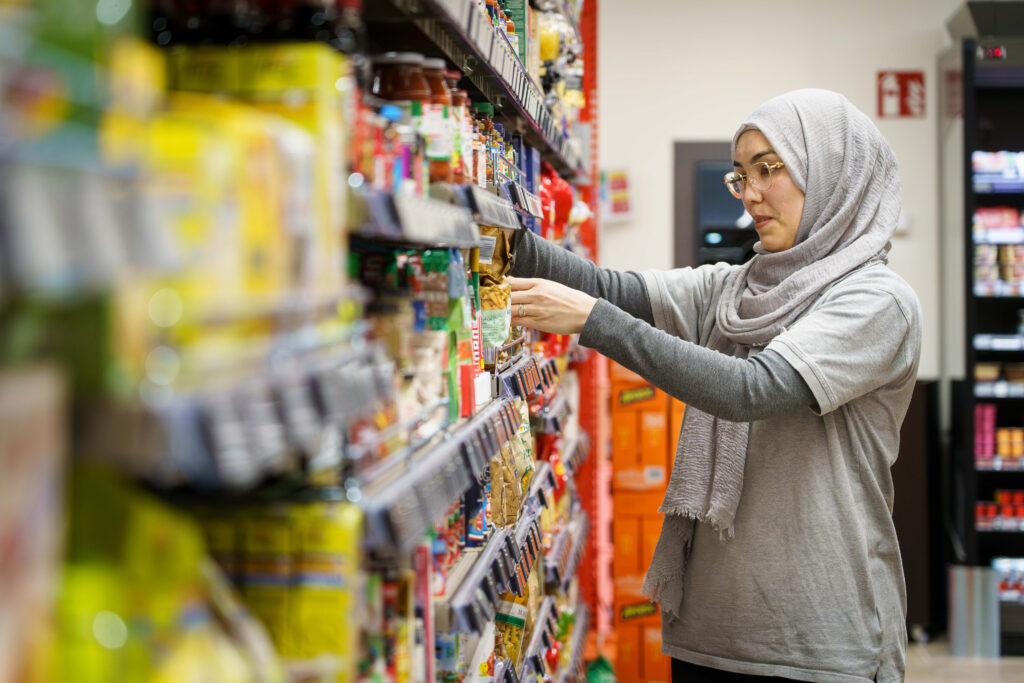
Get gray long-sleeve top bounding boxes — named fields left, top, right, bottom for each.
left=510, top=229, right=815, bottom=421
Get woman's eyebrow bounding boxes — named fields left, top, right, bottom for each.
left=733, top=149, right=777, bottom=168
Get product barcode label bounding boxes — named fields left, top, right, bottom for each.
left=478, top=234, right=497, bottom=264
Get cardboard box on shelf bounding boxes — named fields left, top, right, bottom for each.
left=612, top=382, right=667, bottom=412
left=613, top=516, right=641, bottom=575
left=613, top=573, right=659, bottom=626
left=643, top=624, right=670, bottom=683
left=641, top=516, right=662, bottom=569
left=610, top=360, right=647, bottom=386
left=670, top=397, right=686, bottom=447
left=615, top=492, right=662, bottom=517
left=610, top=372, right=676, bottom=491
left=615, top=622, right=641, bottom=683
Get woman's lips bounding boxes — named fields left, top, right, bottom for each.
left=753, top=215, right=773, bottom=230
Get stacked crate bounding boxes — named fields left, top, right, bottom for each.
left=609, top=362, right=685, bottom=683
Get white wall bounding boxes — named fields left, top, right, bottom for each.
left=597, top=0, right=965, bottom=379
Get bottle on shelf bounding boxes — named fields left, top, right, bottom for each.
left=421, top=58, right=454, bottom=185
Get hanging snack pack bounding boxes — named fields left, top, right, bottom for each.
left=478, top=226, right=512, bottom=350
left=489, top=443, right=523, bottom=527
left=494, top=587, right=529, bottom=668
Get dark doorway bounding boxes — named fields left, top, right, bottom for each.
left=673, top=141, right=756, bottom=269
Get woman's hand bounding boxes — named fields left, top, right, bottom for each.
left=509, top=277, right=598, bottom=334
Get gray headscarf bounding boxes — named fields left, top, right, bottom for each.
left=642, top=89, right=902, bottom=620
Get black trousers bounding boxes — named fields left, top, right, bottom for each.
left=671, top=658, right=802, bottom=682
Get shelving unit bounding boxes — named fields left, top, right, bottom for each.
left=0, top=0, right=601, bottom=680
left=942, top=27, right=1024, bottom=566
left=365, top=0, right=584, bottom=179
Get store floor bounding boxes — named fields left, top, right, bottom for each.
left=906, top=639, right=1024, bottom=682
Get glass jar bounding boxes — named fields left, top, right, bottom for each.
left=450, top=88, right=469, bottom=184
left=472, top=102, right=495, bottom=185
left=371, top=52, right=431, bottom=106
left=422, top=57, right=453, bottom=184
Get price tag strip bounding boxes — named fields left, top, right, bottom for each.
left=359, top=397, right=517, bottom=550
left=564, top=432, right=590, bottom=477
left=499, top=354, right=542, bottom=401
left=520, top=596, right=561, bottom=680
left=555, top=604, right=589, bottom=683
left=456, top=185, right=521, bottom=230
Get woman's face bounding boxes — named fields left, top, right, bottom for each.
left=733, top=129, right=805, bottom=252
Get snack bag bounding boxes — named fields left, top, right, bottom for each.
left=494, top=588, right=529, bottom=668
left=478, top=226, right=513, bottom=349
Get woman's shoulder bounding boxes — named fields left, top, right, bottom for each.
left=647, top=261, right=740, bottom=291
left=824, top=261, right=921, bottom=322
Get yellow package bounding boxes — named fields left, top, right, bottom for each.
left=495, top=588, right=529, bottom=668
left=168, top=95, right=290, bottom=309
left=290, top=502, right=363, bottom=683
left=240, top=507, right=294, bottom=657
left=238, top=43, right=350, bottom=299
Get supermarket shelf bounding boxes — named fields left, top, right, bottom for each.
left=512, top=505, right=545, bottom=595
left=520, top=596, right=561, bottom=680
left=977, top=459, right=1024, bottom=472
left=974, top=381, right=1024, bottom=399
left=353, top=190, right=482, bottom=248
left=494, top=658, right=520, bottom=683
left=485, top=333, right=528, bottom=371
left=500, top=354, right=543, bottom=400
left=446, top=527, right=512, bottom=633
left=457, top=184, right=522, bottom=230
left=975, top=334, right=1024, bottom=351
left=974, top=178, right=1024, bottom=194
left=549, top=0, right=583, bottom=46
left=528, top=460, right=558, bottom=509
left=563, top=432, right=590, bottom=477
left=545, top=512, right=588, bottom=593
left=360, top=397, right=521, bottom=550
left=556, top=604, right=589, bottom=683
left=504, top=181, right=544, bottom=219
left=444, top=466, right=552, bottom=633
left=372, top=0, right=583, bottom=179
left=533, top=393, right=570, bottom=433
left=974, top=227, right=1024, bottom=244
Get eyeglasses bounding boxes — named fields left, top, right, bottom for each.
left=723, top=161, right=786, bottom=199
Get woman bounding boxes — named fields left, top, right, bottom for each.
left=509, top=89, right=920, bottom=682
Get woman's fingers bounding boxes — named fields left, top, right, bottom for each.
left=508, top=276, right=539, bottom=291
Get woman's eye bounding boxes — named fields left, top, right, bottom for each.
left=758, top=164, right=771, bottom=178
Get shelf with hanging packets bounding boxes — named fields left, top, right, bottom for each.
left=494, top=657, right=522, bottom=683
left=456, top=184, right=523, bottom=231
left=562, top=432, right=590, bottom=477
left=498, top=353, right=544, bottom=401
left=544, top=508, right=589, bottom=594
left=77, top=304, right=378, bottom=494
left=533, top=393, right=570, bottom=434
left=501, top=180, right=545, bottom=221
left=439, top=485, right=545, bottom=632
left=350, top=188, right=483, bottom=249
left=528, top=459, right=558, bottom=510
left=358, top=396, right=523, bottom=550
left=519, top=596, right=562, bottom=680
left=555, top=603, right=589, bottom=683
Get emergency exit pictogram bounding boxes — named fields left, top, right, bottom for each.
left=877, top=71, right=925, bottom=118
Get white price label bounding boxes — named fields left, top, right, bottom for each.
left=478, top=234, right=497, bottom=264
